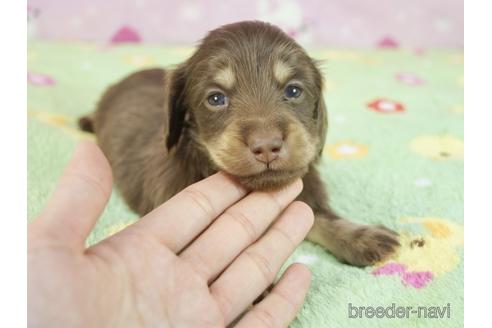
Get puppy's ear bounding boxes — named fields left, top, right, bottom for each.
left=312, top=61, right=328, bottom=156
left=164, top=66, right=188, bottom=150
left=315, top=98, right=328, bottom=157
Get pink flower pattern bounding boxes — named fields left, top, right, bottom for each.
left=110, top=26, right=142, bottom=44
left=396, top=73, right=426, bottom=86
left=372, top=262, right=434, bottom=289
left=28, top=72, right=56, bottom=86
left=377, top=36, right=399, bottom=49
left=367, top=98, right=405, bottom=113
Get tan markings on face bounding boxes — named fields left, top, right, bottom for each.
left=213, top=67, right=235, bottom=89
left=273, top=60, right=293, bottom=85
left=201, top=123, right=246, bottom=173
left=286, top=121, right=317, bottom=165
left=203, top=116, right=317, bottom=177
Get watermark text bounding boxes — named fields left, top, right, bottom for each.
left=348, top=303, right=451, bottom=319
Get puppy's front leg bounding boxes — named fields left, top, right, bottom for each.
left=307, top=215, right=400, bottom=267
left=300, top=167, right=400, bottom=267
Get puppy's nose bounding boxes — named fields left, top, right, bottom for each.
left=249, top=134, right=283, bottom=164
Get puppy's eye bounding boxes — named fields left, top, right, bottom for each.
left=207, top=92, right=228, bottom=107
left=284, top=85, right=303, bottom=99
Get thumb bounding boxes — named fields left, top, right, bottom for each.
left=34, top=141, right=113, bottom=250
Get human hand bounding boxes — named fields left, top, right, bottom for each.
left=28, top=142, right=314, bottom=327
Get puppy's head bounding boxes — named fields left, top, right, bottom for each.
left=166, top=21, right=327, bottom=190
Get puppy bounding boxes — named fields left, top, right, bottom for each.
left=80, top=21, right=399, bottom=267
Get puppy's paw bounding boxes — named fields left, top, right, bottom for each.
left=342, top=224, right=400, bottom=267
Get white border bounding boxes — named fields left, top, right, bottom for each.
left=0, top=1, right=27, bottom=326
left=4, top=0, right=483, bottom=326
left=464, top=0, right=492, bottom=326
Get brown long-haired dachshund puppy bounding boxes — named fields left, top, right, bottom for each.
left=79, top=21, right=399, bottom=267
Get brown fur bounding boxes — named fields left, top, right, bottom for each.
left=80, top=21, right=399, bottom=266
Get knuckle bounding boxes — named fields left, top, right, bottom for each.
left=245, top=249, right=275, bottom=284
left=182, top=187, right=216, bottom=218
left=266, top=193, right=283, bottom=213
left=252, top=306, right=276, bottom=328
left=68, top=169, right=109, bottom=200
left=212, top=288, right=233, bottom=321
left=224, top=210, right=258, bottom=244
left=271, top=227, right=296, bottom=250
left=273, top=289, right=298, bottom=313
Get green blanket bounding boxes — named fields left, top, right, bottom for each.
left=28, top=41, right=464, bottom=327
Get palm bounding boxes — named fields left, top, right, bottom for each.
left=28, top=142, right=313, bottom=328
left=94, top=235, right=224, bottom=327
left=29, top=225, right=224, bottom=327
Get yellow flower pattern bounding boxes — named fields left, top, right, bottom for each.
left=324, top=141, right=369, bottom=159
left=409, top=135, right=463, bottom=160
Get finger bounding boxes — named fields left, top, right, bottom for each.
left=35, top=141, right=113, bottom=249
left=130, top=172, right=247, bottom=253
left=235, top=263, right=311, bottom=328
left=210, top=201, right=314, bottom=325
left=180, top=179, right=303, bottom=282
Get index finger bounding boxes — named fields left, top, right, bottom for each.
left=130, top=172, right=247, bottom=253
